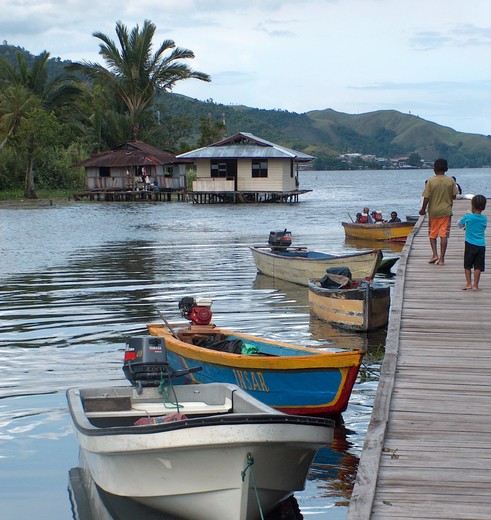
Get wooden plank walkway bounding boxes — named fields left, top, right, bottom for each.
left=347, top=198, right=491, bottom=520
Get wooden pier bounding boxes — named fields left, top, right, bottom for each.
left=190, top=189, right=311, bottom=204
left=73, top=189, right=311, bottom=204
left=73, top=189, right=188, bottom=202
left=347, top=198, right=491, bottom=520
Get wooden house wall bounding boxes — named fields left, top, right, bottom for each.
left=194, top=158, right=296, bottom=192
left=86, top=167, right=128, bottom=190
left=85, top=164, right=185, bottom=191
left=159, top=164, right=186, bottom=190
left=196, top=160, right=211, bottom=178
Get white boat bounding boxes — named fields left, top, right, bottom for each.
left=68, top=462, right=304, bottom=520
left=67, top=339, right=334, bottom=520
left=249, top=230, right=382, bottom=286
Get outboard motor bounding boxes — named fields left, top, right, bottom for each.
left=123, top=335, right=202, bottom=393
left=268, top=229, right=292, bottom=250
left=123, top=336, right=168, bottom=388
left=179, top=296, right=213, bottom=326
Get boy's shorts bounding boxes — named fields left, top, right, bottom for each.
left=428, top=216, right=451, bottom=239
left=464, top=242, right=485, bottom=271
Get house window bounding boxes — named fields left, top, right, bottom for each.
left=211, top=160, right=228, bottom=178
left=99, top=166, right=110, bottom=178
left=252, top=159, right=268, bottom=178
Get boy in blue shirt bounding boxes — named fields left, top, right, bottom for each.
left=457, top=195, right=487, bottom=291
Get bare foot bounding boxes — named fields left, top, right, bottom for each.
left=462, top=286, right=472, bottom=290
left=428, top=257, right=438, bottom=264
left=437, top=260, right=444, bottom=266
left=472, top=287, right=481, bottom=291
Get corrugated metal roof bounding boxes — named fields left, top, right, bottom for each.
left=73, top=141, right=189, bottom=168
left=177, top=132, right=315, bottom=161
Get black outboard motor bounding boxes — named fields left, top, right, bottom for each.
left=123, top=335, right=202, bottom=394
left=268, top=229, right=292, bottom=250
left=123, top=336, right=168, bottom=388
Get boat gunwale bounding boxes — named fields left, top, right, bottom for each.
left=146, top=324, right=366, bottom=369
left=341, top=221, right=416, bottom=230
left=67, top=388, right=335, bottom=438
left=307, top=279, right=391, bottom=297
left=250, top=245, right=382, bottom=261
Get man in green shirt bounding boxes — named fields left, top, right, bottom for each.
left=419, top=159, right=459, bottom=266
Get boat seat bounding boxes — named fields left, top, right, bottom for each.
left=85, top=398, right=232, bottom=419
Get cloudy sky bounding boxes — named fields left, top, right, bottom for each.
left=2, top=0, right=490, bottom=135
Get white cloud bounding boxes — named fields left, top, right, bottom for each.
left=1, top=0, right=490, bottom=134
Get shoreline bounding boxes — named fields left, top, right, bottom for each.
left=0, top=197, right=73, bottom=208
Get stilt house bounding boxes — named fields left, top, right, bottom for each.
left=177, top=132, right=314, bottom=203
left=75, top=141, right=188, bottom=192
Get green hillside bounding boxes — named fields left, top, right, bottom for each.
left=159, top=95, right=491, bottom=168
left=1, top=43, right=490, bottom=169
left=306, top=108, right=491, bottom=167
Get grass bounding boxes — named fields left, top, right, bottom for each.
left=0, top=188, right=77, bottom=201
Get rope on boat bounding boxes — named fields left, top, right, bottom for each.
left=241, top=454, right=265, bottom=520
left=158, top=371, right=181, bottom=412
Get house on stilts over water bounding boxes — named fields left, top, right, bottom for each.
left=73, top=141, right=190, bottom=202
left=178, top=132, right=314, bottom=203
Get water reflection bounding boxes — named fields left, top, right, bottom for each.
left=68, top=465, right=180, bottom=520
left=306, top=427, right=360, bottom=503
left=344, top=236, right=405, bottom=255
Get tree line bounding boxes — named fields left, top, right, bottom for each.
left=0, top=20, right=225, bottom=199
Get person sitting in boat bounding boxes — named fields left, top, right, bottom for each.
left=355, top=212, right=363, bottom=223
left=388, top=211, right=401, bottom=223
left=373, top=210, right=384, bottom=223
left=361, top=207, right=373, bottom=223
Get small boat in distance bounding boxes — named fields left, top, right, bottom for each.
left=67, top=342, right=334, bottom=520
left=250, top=230, right=382, bottom=286
left=308, top=270, right=391, bottom=332
left=342, top=220, right=416, bottom=241
left=147, top=296, right=365, bottom=418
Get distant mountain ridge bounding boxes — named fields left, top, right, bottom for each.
left=160, top=94, right=491, bottom=169
left=1, top=43, right=490, bottom=169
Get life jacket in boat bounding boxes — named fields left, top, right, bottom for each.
left=359, top=215, right=368, bottom=223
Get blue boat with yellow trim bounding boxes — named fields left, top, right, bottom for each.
left=146, top=296, right=365, bottom=418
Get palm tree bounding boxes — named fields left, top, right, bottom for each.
left=71, top=20, right=211, bottom=141
left=0, top=50, right=79, bottom=197
left=0, top=51, right=80, bottom=114
left=0, top=84, right=40, bottom=150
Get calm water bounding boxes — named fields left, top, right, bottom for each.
left=1, top=168, right=489, bottom=520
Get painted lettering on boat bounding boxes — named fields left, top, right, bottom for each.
left=232, top=370, right=269, bottom=392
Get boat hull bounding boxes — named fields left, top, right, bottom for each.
left=308, top=280, right=390, bottom=332
left=342, top=221, right=415, bottom=241
left=147, top=324, right=365, bottom=417
left=250, top=246, right=382, bottom=286
left=67, top=384, right=333, bottom=520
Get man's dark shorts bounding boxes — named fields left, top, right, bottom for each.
left=464, top=241, right=486, bottom=271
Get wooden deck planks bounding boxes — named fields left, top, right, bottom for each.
left=347, top=199, right=491, bottom=520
